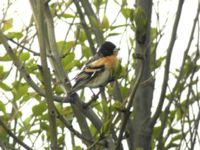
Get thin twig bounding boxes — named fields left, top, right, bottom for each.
left=149, top=0, right=185, bottom=127
left=0, top=117, right=32, bottom=150
left=115, top=53, right=145, bottom=149
left=8, top=38, right=41, bottom=56
left=157, top=2, right=200, bottom=148
left=56, top=109, right=95, bottom=145
left=73, top=0, right=96, bottom=55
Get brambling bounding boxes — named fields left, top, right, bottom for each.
left=68, top=41, right=119, bottom=97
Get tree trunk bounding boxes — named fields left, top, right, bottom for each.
left=128, top=0, right=154, bottom=149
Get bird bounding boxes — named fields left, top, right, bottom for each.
left=67, top=41, right=119, bottom=98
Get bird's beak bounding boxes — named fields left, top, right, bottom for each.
left=114, top=48, right=120, bottom=54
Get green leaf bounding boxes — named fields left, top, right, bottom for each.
left=58, top=13, right=75, bottom=18
left=19, top=52, right=30, bottom=61
left=135, top=7, right=147, bottom=29
left=57, top=41, right=75, bottom=54
left=62, top=53, right=75, bottom=67
left=120, top=86, right=129, bottom=97
left=90, top=16, right=99, bottom=27
left=135, top=7, right=148, bottom=44
left=176, top=108, right=183, bottom=121
left=113, top=59, right=122, bottom=79
left=58, top=135, right=64, bottom=145
left=25, top=58, right=38, bottom=73
left=0, top=53, right=12, bottom=61
left=54, top=85, right=64, bottom=95
left=7, top=32, right=23, bottom=40
left=110, top=24, right=127, bottom=30
left=121, top=8, right=133, bottom=19
left=112, top=101, right=123, bottom=111
left=0, top=101, right=6, bottom=114
left=101, top=15, right=109, bottom=29
left=153, top=126, right=161, bottom=139
left=40, top=121, right=49, bottom=131
left=21, top=92, right=35, bottom=104
left=166, top=143, right=179, bottom=149
left=79, top=30, right=87, bottom=42
left=151, top=28, right=158, bottom=41
left=135, top=148, right=144, bottom=150
left=0, top=126, right=7, bottom=138
left=0, top=66, right=9, bottom=80
left=129, top=37, right=135, bottom=46
left=94, top=0, right=105, bottom=8
left=101, top=118, right=112, bottom=136
left=94, top=102, right=103, bottom=113
left=12, top=83, right=29, bottom=100
left=0, top=82, right=11, bottom=91
left=23, top=117, right=31, bottom=130
left=2, top=18, right=13, bottom=31
left=65, top=60, right=81, bottom=71
left=82, top=45, right=91, bottom=58
left=154, top=56, right=165, bottom=69
left=32, top=102, right=47, bottom=116
left=107, top=33, right=121, bottom=37
left=60, top=106, right=73, bottom=121
left=74, top=29, right=86, bottom=42
left=166, top=133, right=184, bottom=149
left=73, top=146, right=82, bottom=150
left=171, top=128, right=181, bottom=134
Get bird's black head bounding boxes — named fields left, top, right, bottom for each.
left=98, top=41, right=117, bottom=56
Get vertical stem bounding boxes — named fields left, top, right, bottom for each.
left=131, top=0, right=153, bottom=149
left=30, top=0, right=58, bottom=149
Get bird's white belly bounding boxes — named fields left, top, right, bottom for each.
left=86, top=69, right=110, bottom=88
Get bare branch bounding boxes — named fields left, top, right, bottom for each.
left=29, top=1, right=58, bottom=148
left=149, top=0, right=185, bottom=127
left=115, top=54, right=145, bottom=149
left=73, top=0, right=96, bottom=55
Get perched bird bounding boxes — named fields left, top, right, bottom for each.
left=68, top=41, right=119, bottom=97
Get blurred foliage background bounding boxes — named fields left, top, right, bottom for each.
left=0, top=0, right=200, bottom=149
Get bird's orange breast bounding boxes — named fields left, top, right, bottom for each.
left=90, top=54, right=118, bottom=68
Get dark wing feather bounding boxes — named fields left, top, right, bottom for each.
left=85, top=53, right=103, bottom=66
left=71, top=61, right=105, bottom=92
left=71, top=71, right=92, bottom=91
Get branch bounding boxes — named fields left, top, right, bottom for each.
left=171, top=1, right=200, bottom=93
left=56, top=109, right=94, bottom=144
left=43, top=4, right=71, bottom=89
left=73, top=0, right=96, bottom=55
left=0, top=117, right=32, bottom=150
left=156, top=3, right=200, bottom=148
left=149, top=0, right=185, bottom=127
left=8, top=37, right=45, bottom=57
left=30, top=1, right=58, bottom=149
left=0, top=30, right=64, bottom=102
left=43, top=3, right=98, bottom=141
left=115, top=54, right=145, bottom=149
left=80, top=0, right=104, bottom=45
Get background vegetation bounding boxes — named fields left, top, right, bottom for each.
left=0, top=0, right=200, bottom=149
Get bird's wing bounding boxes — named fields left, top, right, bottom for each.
left=72, top=56, right=105, bottom=91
